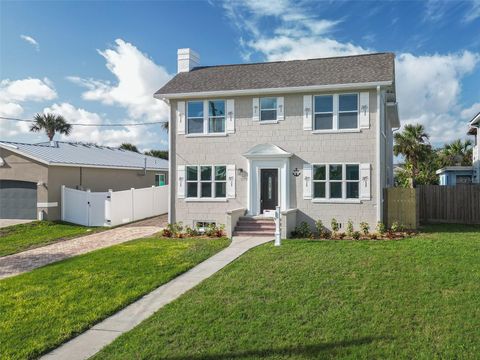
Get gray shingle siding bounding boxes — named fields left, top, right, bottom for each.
left=156, top=53, right=394, bottom=96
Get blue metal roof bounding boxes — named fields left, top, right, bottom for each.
left=0, top=141, right=168, bottom=170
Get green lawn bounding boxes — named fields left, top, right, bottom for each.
left=0, top=236, right=229, bottom=360
left=93, top=225, right=480, bottom=360
left=0, top=221, right=101, bottom=257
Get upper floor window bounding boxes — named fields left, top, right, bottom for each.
left=313, top=93, right=359, bottom=131
left=314, top=95, right=333, bottom=130
left=187, top=100, right=225, bottom=134
left=338, top=94, right=358, bottom=129
left=186, top=165, right=226, bottom=198
left=312, top=163, right=359, bottom=199
left=260, top=97, right=277, bottom=121
left=155, top=174, right=166, bottom=186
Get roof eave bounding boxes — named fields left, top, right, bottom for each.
left=154, top=80, right=393, bottom=100
left=469, top=112, right=480, bottom=126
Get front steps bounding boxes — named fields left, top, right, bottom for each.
left=233, top=216, right=275, bottom=237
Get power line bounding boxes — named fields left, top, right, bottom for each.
left=0, top=116, right=167, bottom=127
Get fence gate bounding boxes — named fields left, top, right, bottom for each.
left=383, top=187, right=419, bottom=229
left=62, top=186, right=108, bottom=226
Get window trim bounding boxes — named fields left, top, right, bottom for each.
left=185, top=165, right=227, bottom=200
left=155, top=173, right=166, bottom=186
left=312, top=163, right=360, bottom=201
left=259, top=97, right=278, bottom=122
left=312, top=93, right=360, bottom=133
left=187, top=99, right=226, bottom=135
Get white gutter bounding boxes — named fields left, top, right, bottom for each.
left=155, top=81, right=393, bottom=100
left=376, top=85, right=382, bottom=223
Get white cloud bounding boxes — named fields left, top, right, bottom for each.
left=0, top=78, right=57, bottom=103
left=41, top=102, right=162, bottom=148
left=461, top=102, right=480, bottom=120
left=20, top=34, right=39, bottom=51
left=0, top=78, right=57, bottom=134
left=464, top=0, right=480, bottom=23
left=221, top=1, right=480, bottom=144
left=68, top=39, right=172, bottom=122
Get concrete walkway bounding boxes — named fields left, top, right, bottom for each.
left=0, top=215, right=167, bottom=279
left=0, top=219, right=34, bottom=228
left=41, top=236, right=273, bottom=360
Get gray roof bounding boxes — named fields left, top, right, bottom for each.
left=0, top=141, right=168, bottom=170
left=156, top=53, right=395, bottom=96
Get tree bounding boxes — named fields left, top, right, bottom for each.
left=144, top=149, right=168, bottom=160
left=29, top=113, right=72, bottom=141
left=161, top=121, right=168, bottom=132
left=439, top=139, right=473, bottom=166
left=119, top=143, right=139, bottom=152
left=393, top=124, right=431, bottom=187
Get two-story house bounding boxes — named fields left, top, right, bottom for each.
left=155, top=49, right=400, bottom=237
left=468, top=112, right=480, bottom=183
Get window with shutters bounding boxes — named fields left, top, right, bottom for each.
left=312, top=163, right=360, bottom=200
left=185, top=165, right=227, bottom=199
left=187, top=100, right=226, bottom=135
left=260, top=97, right=277, bottom=121
left=313, top=93, right=359, bottom=132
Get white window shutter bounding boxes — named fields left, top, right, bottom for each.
left=360, top=163, right=371, bottom=200
left=177, top=101, right=186, bottom=134
left=303, top=163, right=312, bottom=199
left=359, top=92, right=370, bottom=129
left=177, top=165, right=186, bottom=198
left=226, top=164, right=236, bottom=198
left=277, top=97, right=284, bottom=120
left=252, top=98, right=259, bottom=121
left=226, top=99, right=235, bottom=134
left=303, top=95, right=312, bottom=130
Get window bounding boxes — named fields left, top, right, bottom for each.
left=338, top=94, right=358, bottom=129
left=313, top=93, right=359, bottom=131
left=186, top=165, right=227, bottom=198
left=195, top=221, right=216, bottom=233
left=187, top=100, right=226, bottom=134
left=312, top=164, right=360, bottom=200
left=155, top=174, right=166, bottom=186
left=208, top=100, right=225, bottom=133
left=260, top=97, right=277, bottom=121
left=314, top=95, right=333, bottom=130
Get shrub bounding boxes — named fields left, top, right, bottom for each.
left=331, top=218, right=340, bottom=235
left=376, top=221, right=386, bottom=235
left=360, top=221, right=370, bottom=235
left=185, top=226, right=199, bottom=237
left=292, top=221, right=312, bottom=238
left=391, top=221, right=400, bottom=232
left=161, top=228, right=173, bottom=237
left=352, top=231, right=361, bottom=240
left=322, top=230, right=332, bottom=239
left=346, top=220, right=354, bottom=237
left=337, top=232, right=346, bottom=239
left=315, top=219, right=324, bottom=238
left=369, top=233, right=378, bottom=240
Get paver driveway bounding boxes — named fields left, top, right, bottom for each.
left=0, top=215, right=167, bottom=279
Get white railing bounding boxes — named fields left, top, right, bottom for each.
left=274, top=205, right=281, bottom=246
left=62, top=185, right=168, bottom=227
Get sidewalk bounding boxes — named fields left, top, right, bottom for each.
left=41, top=236, right=273, bottom=360
left=0, top=215, right=166, bottom=279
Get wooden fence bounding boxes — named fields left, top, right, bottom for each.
left=417, top=185, right=480, bottom=225
left=383, top=188, right=418, bottom=229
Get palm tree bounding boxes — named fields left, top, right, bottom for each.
left=393, top=124, right=431, bottom=187
left=29, top=113, right=72, bottom=141
left=144, top=149, right=168, bottom=160
left=119, top=143, right=139, bottom=152
left=161, top=121, right=168, bottom=132
left=440, top=139, right=473, bottom=166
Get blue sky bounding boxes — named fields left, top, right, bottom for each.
left=1, top=0, right=479, bottom=150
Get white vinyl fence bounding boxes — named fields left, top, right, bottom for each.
left=61, top=185, right=168, bottom=227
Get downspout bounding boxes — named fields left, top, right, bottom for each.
left=376, top=85, right=383, bottom=223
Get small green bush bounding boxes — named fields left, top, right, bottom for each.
left=352, top=231, right=361, bottom=240
left=331, top=218, right=340, bottom=235
left=391, top=221, right=400, bottom=232
left=291, top=221, right=312, bottom=238
left=376, top=221, right=386, bottom=235
left=360, top=221, right=370, bottom=235
left=315, top=219, right=324, bottom=237
left=346, top=220, right=354, bottom=237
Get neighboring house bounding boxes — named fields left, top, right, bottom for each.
left=0, top=141, right=168, bottom=220
left=468, top=112, right=480, bottom=183
left=154, top=49, right=399, bottom=237
left=436, top=166, right=474, bottom=186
